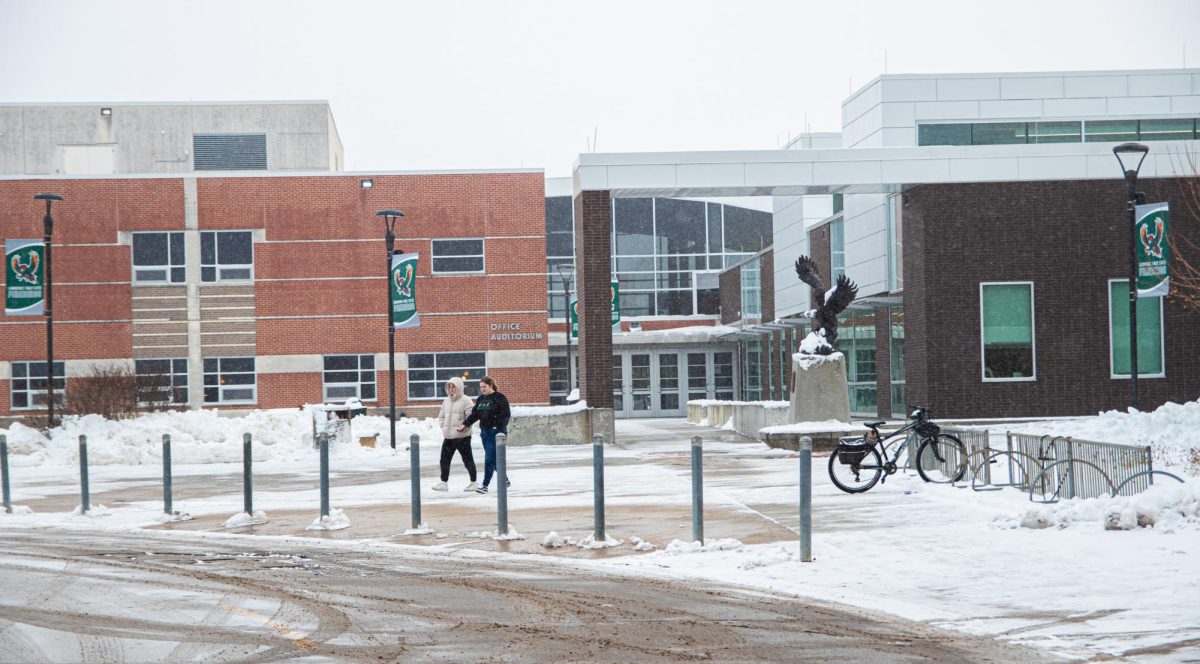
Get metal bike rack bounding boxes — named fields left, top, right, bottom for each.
left=1029, top=459, right=1116, bottom=504
left=1111, top=470, right=1184, bottom=497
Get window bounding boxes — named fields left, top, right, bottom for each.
left=323, top=354, right=376, bottom=401
left=132, top=232, right=185, bottom=284
left=407, top=352, right=485, bottom=400
left=917, top=123, right=972, bottom=146
left=972, top=122, right=1027, bottom=145
left=743, top=341, right=762, bottom=401
left=980, top=283, right=1035, bottom=381
left=200, top=231, right=253, bottom=282
left=545, top=197, right=575, bottom=258
left=890, top=307, right=906, bottom=417
left=713, top=351, right=734, bottom=400
left=193, top=133, right=268, bottom=171
left=1085, top=120, right=1139, bottom=143
left=1108, top=280, right=1165, bottom=378
left=203, top=357, right=256, bottom=404
left=10, top=361, right=65, bottom=410
left=1138, top=119, right=1195, bottom=141
left=1028, top=121, right=1081, bottom=144
left=830, top=216, right=845, bottom=279
left=844, top=312, right=878, bottom=414
left=740, top=258, right=761, bottom=319
left=886, top=194, right=902, bottom=291
left=135, top=358, right=188, bottom=406
left=431, top=239, right=484, bottom=273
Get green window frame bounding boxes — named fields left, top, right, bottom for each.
left=1108, top=280, right=1165, bottom=378
left=980, top=282, right=1035, bottom=381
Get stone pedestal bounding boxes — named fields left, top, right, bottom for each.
left=787, top=353, right=851, bottom=424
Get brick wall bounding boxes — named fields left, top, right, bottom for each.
left=573, top=190, right=613, bottom=408
left=719, top=266, right=741, bottom=325
left=0, top=171, right=549, bottom=417
left=904, top=178, right=1200, bottom=418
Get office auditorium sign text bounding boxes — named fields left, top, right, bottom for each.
left=489, top=322, right=544, bottom=342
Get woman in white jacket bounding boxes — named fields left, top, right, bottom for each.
left=432, top=376, right=477, bottom=491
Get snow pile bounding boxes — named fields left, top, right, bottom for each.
left=1002, top=478, right=1200, bottom=531
left=494, top=527, right=525, bottom=541
left=68, top=504, right=111, bottom=518
left=402, top=524, right=434, bottom=536
left=1006, top=400, right=1200, bottom=475
left=511, top=401, right=588, bottom=417
left=306, top=508, right=351, bottom=531
left=576, top=533, right=623, bottom=549
left=663, top=538, right=744, bottom=554
left=223, top=511, right=269, bottom=527
left=154, top=511, right=193, bottom=523
left=737, top=544, right=798, bottom=570
left=541, top=531, right=567, bottom=548
left=0, top=408, right=439, bottom=467
left=1, top=505, right=33, bottom=516
left=630, top=536, right=655, bottom=551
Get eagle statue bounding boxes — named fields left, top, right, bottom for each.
left=794, top=255, right=858, bottom=355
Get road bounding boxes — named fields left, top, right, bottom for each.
left=0, top=528, right=1050, bottom=663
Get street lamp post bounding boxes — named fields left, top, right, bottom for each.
left=555, top=263, right=575, bottom=401
left=1113, top=143, right=1150, bottom=411
left=378, top=209, right=405, bottom=450
left=33, top=193, right=64, bottom=428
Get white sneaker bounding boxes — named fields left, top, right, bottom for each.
left=462, top=482, right=477, bottom=492
left=432, top=481, right=448, bottom=491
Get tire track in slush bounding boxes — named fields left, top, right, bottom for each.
left=0, top=528, right=1054, bottom=663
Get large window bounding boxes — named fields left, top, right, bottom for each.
left=323, top=354, right=376, bottom=401
left=10, top=361, right=65, bottom=410
left=132, top=232, right=185, bottom=284
left=202, top=357, right=256, bottom=404
left=844, top=311, right=878, bottom=414
left=431, top=238, right=484, bottom=274
left=1109, top=280, right=1165, bottom=378
left=407, top=352, right=486, bottom=401
left=920, top=118, right=1199, bottom=146
left=742, top=341, right=762, bottom=401
left=135, top=358, right=188, bottom=406
left=980, top=283, right=1035, bottom=381
left=200, top=231, right=253, bottom=282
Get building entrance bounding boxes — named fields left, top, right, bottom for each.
left=612, top=349, right=735, bottom=418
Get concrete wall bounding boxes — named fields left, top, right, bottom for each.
left=0, top=102, right=340, bottom=175
left=507, top=407, right=613, bottom=445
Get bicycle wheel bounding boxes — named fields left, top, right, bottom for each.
left=828, top=445, right=883, bottom=493
left=915, top=434, right=967, bottom=484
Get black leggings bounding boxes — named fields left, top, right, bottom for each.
left=439, top=436, right=477, bottom=482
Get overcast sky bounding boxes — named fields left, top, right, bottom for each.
left=2, top=0, right=1198, bottom=178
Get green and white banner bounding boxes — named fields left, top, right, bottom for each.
left=569, top=281, right=621, bottom=338
left=1135, top=202, right=1169, bottom=298
left=390, top=252, right=420, bottom=329
left=5, top=240, right=45, bottom=316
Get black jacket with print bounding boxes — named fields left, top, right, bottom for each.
left=463, top=391, right=511, bottom=430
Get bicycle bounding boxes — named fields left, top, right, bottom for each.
left=828, top=406, right=967, bottom=494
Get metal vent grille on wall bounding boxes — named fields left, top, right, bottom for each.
left=192, top=133, right=268, bottom=170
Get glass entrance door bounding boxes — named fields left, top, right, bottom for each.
left=629, top=353, right=653, bottom=414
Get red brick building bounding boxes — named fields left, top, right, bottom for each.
left=0, top=170, right=548, bottom=422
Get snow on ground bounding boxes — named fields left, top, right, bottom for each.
left=3, top=404, right=1200, bottom=661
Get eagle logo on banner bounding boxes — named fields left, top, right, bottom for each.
left=393, top=263, right=414, bottom=297
left=1140, top=216, right=1165, bottom=260
left=11, top=252, right=39, bottom=285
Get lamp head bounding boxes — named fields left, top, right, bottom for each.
left=376, top=209, right=404, bottom=234
left=1113, top=142, right=1149, bottom=181
left=34, top=193, right=64, bottom=203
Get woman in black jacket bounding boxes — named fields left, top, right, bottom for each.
left=458, top=375, right=511, bottom=494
